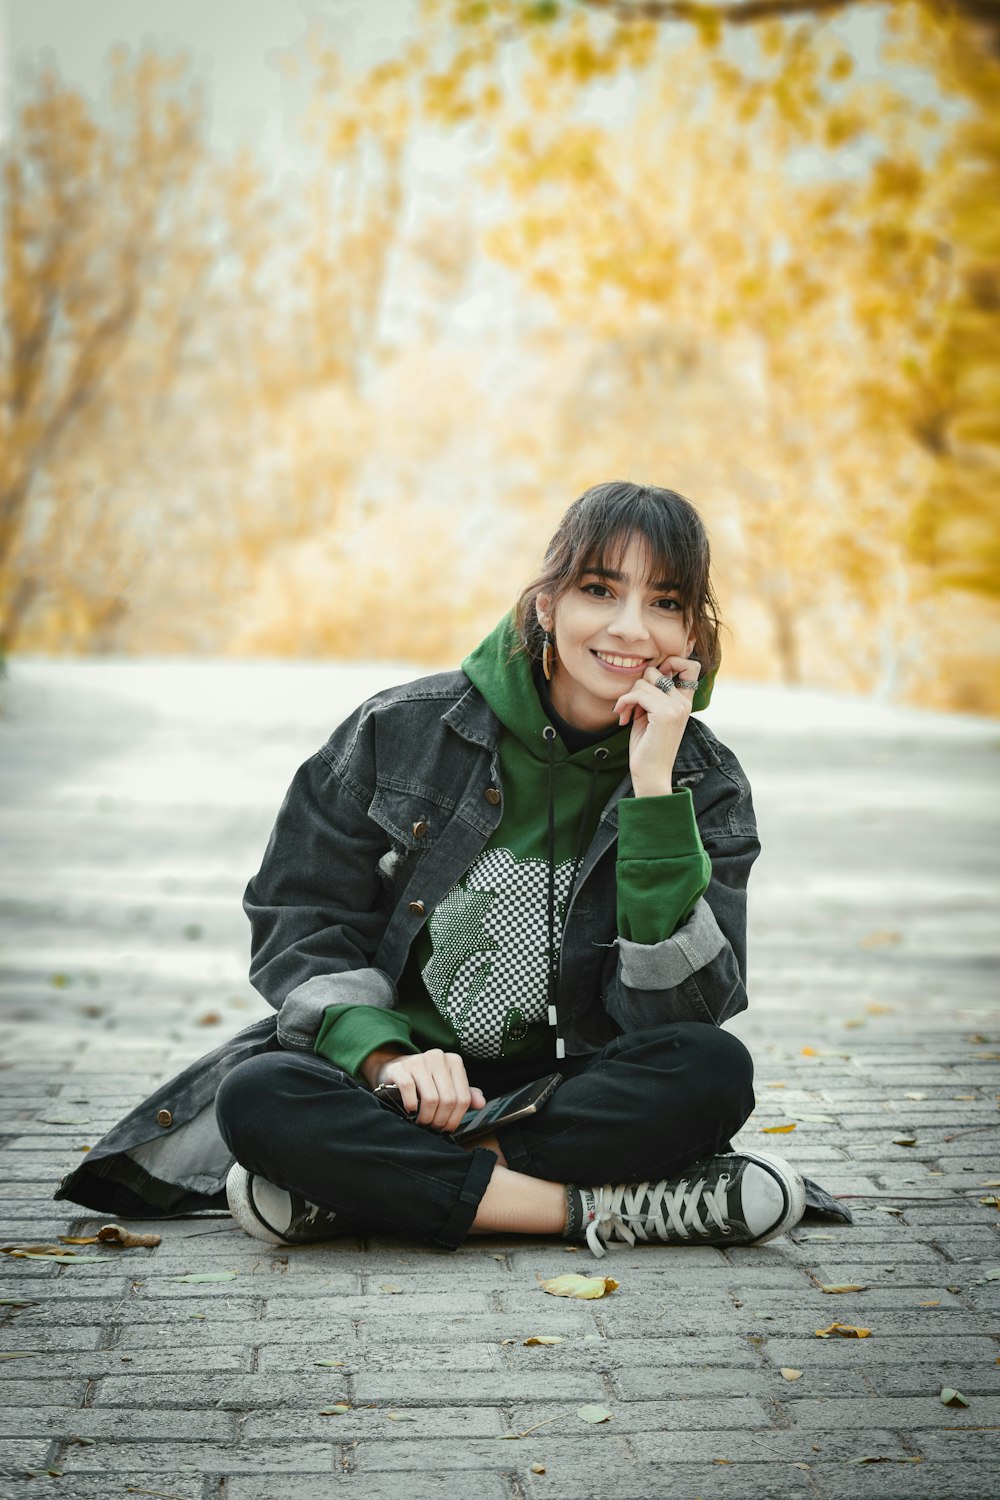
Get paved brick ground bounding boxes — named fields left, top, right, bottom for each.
left=1, top=661, right=998, bottom=1500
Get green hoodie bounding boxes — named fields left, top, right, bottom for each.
left=314, top=615, right=712, bottom=1078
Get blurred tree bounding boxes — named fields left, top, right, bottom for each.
left=0, top=50, right=206, bottom=658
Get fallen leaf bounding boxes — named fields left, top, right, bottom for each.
left=892, top=1136, right=917, bottom=1147
left=171, top=1271, right=238, bottom=1284
left=815, top=1322, right=871, bottom=1339
left=859, top=930, right=900, bottom=949
left=314, top=1360, right=347, bottom=1367
left=849, top=1456, right=924, bottom=1465
left=380, top=1283, right=402, bottom=1293
left=197, top=1012, right=221, bottom=1025
left=384, top=1412, right=416, bottom=1422
left=41, top=1115, right=90, bottom=1125
left=918, top=1301, right=941, bottom=1307
left=764, top=1081, right=786, bottom=1088
left=975, top=1052, right=1000, bottom=1060
left=820, top=1284, right=868, bottom=1294
left=904, top=1093, right=927, bottom=1101
left=0, top=1300, right=35, bottom=1309
left=843, top=1018, right=867, bottom=1029
left=523, top=1336, right=566, bottom=1346
left=940, top=1388, right=970, bottom=1408
left=983, top=1269, right=1000, bottom=1281
left=865, top=1002, right=895, bottom=1014
left=0, top=1352, right=36, bottom=1360
left=320, top=1404, right=351, bottom=1416
left=577, top=1404, right=612, bottom=1424
left=801, top=1046, right=818, bottom=1056
left=58, top=1236, right=99, bottom=1246
left=69, top=1436, right=96, bottom=1447
left=981, top=1180, right=1000, bottom=1188
left=97, top=1225, right=161, bottom=1248
left=979, top=1197, right=1000, bottom=1209
left=780, top=1368, right=803, bottom=1381
left=538, top=1273, right=618, bottom=1300
left=529, top=1463, right=546, bottom=1474
left=761, top=1122, right=796, bottom=1135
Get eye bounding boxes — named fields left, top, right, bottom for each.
left=581, top=582, right=612, bottom=599
left=654, top=597, right=683, bottom=611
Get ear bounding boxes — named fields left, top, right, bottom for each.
left=535, top=595, right=553, bottom=632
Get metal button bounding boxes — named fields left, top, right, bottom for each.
left=484, top=787, right=501, bottom=805
left=156, top=1109, right=173, bottom=1128
left=408, top=900, right=426, bottom=916
left=412, top=820, right=429, bottom=838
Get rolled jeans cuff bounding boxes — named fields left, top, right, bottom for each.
left=432, top=1145, right=497, bottom=1250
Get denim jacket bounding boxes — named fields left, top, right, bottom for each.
left=56, top=669, right=760, bottom=1218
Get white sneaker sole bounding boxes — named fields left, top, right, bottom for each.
left=225, top=1162, right=289, bottom=1246
left=735, top=1149, right=807, bottom=1244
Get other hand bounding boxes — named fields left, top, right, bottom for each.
left=373, top=1048, right=486, bottom=1133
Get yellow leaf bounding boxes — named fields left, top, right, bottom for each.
left=801, top=1046, right=818, bottom=1056
left=815, top=1322, right=871, bottom=1339
left=918, top=1301, right=940, bottom=1307
left=523, top=1336, right=566, bottom=1346
left=820, top=1284, right=868, bottom=1294
left=780, top=1368, right=803, bottom=1381
left=761, top=1123, right=796, bottom=1135
left=538, top=1273, right=618, bottom=1300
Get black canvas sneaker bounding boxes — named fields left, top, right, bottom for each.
left=225, top=1163, right=341, bottom=1247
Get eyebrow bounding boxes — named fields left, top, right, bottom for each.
left=583, top=566, right=682, bottom=593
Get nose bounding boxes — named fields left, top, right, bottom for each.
left=607, top=593, right=649, bottom=644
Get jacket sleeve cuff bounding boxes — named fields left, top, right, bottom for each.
left=277, top=969, right=396, bottom=1051
left=616, top=897, right=727, bottom=990
left=314, top=1005, right=418, bottom=1080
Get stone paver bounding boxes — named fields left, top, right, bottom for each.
left=1, top=661, right=998, bottom=1499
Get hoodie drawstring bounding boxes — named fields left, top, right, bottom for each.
left=543, top=726, right=609, bottom=1061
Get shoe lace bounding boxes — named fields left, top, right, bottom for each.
left=586, top=1173, right=732, bottom=1257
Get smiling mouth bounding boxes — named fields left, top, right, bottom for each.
left=592, top=651, right=651, bottom=671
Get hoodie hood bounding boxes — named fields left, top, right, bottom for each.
left=462, top=612, right=716, bottom=755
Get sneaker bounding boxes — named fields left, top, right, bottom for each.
left=575, top=1151, right=806, bottom=1259
left=225, top=1163, right=341, bottom=1247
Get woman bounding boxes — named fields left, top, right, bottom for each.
left=214, top=480, right=806, bottom=1258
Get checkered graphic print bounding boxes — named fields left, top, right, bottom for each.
left=421, top=845, right=574, bottom=1059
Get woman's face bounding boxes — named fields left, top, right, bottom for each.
left=537, top=535, right=695, bottom=731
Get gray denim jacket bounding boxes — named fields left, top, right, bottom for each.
left=56, top=670, right=759, bottom=1218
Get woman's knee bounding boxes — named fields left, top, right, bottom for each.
left=215, top=1052, right=312, bottom=1159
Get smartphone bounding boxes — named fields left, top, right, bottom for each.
left=373, top=1073, right=562, bottom=1141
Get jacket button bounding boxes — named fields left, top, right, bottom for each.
left=484, top=787, right=501, bottom=805
left=156, top=1109, right=173, bottom=1128
left=412, top=820, right=429, bottom=838
left=408, top=900, right=426, bottom=916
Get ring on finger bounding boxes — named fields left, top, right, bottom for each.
left=674, top=679, right=698, bottom=692
left=654, top=674, right=674, bottom=693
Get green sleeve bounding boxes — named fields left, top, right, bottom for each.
left=616, top=789, right=712, bottom=945
left=313, top=1004, right=419, bottom=1081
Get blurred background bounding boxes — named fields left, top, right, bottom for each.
left=2, top=0, right=998, bottom=711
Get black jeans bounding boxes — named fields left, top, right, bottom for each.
left=215, top=1022, right=754, bottom=1250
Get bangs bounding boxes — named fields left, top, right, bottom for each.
left=555, top=485, right=707, bottom=613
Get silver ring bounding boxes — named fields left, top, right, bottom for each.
left=675, top=679, right=699, bottom=692
left=654, top=674, right=674, bottom=693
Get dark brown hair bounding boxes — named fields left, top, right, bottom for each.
left=514, top=481, right=721, bottom=672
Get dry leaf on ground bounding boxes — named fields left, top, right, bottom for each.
left=940, top=1388, right=970, bottom=1407
left=820, top=1283, right=868, bottom=1294
left=529, top=1463, right=546, bottom=1474
left=761, top=1123, right=796, bottom=1135
left=815, top=1322, right=871, bottom=1339
left=538, top=1273, right=618, bottom=1299
left=320, top=1404, right=351, bottom=1416
left=97, top=1225, right=161, bottom=1248
left=523, top=1336, right=566, bottom=1346
left=780, top=1368, right=803, bottom=1381
left=577, top=1404, right=612, bottom=1423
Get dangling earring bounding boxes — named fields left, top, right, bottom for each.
left=541, top=631, right=554, bottom=682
